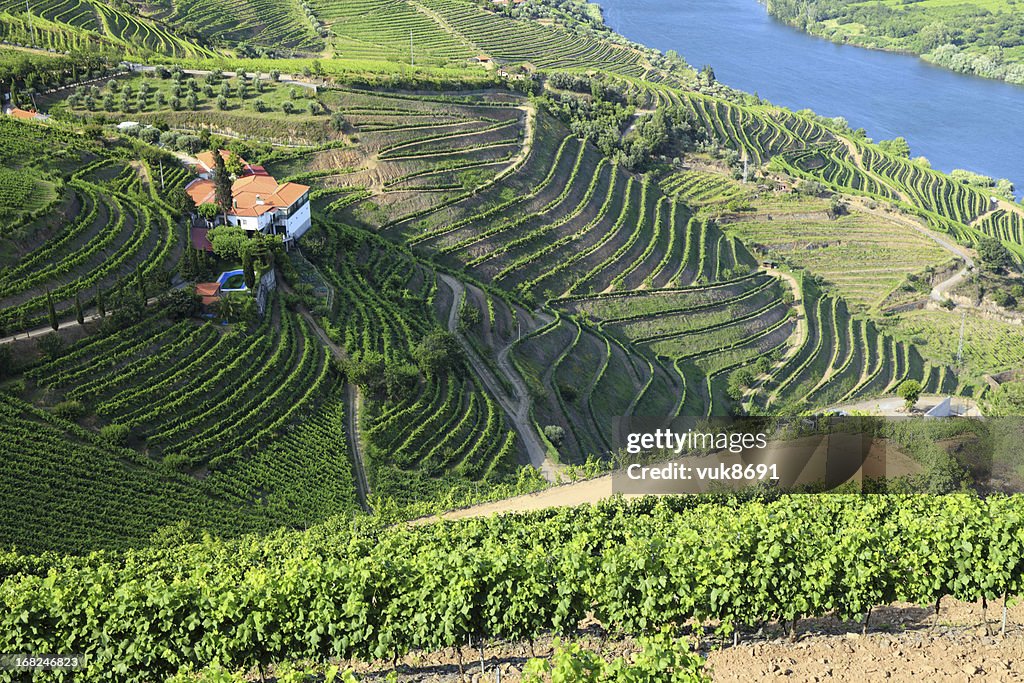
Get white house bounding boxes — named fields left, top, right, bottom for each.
left=186, top=150, right=312, bottom=244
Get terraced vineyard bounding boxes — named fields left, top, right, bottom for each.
left=139, top=0, right=323, bottom=52
left=0, top=120, right=182, bottom=331
left=661, top=169, right=751, bottom=211
left=1, top=299, right=358, bottom=553
left=310, top=0, right=475, bottom=66
left=276, top=91, right=962, bottom=456
left=720, top=189, right=953, bottom=311
left=774, top=140, right=1024, bottom=256
left=758, top=276, right=958, bottom=407
left=0, top=165, right=58, bottom=221
left=318, top=224, right=521, bottom=497
left=675, top=95, right=835, bottom=164
left=266, top=87, right=529, bottom=224
left=887, top=309, right=1024, bottom=380
left=25, top=297, right=333, bottom=468
left=0, top=0, right=215, bottom=57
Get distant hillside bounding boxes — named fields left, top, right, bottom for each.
left=763, top=0, right=1024, bottom=85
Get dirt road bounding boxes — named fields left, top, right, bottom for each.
left=287, top=282, right=372, bottom=512
left=850, top=198, right=975, bottom=303
left=439, top=273, right=558, bottom=481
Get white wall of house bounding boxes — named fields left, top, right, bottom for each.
left=226, top=214, right=267, bottom=231
left=283, top=199, right=312, bottom=240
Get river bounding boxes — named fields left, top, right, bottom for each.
left=599, top=0, right=1024, bottom=196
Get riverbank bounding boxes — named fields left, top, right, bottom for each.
left=758, top=0, right=1024, bottom=87
left=597, top=0, right=1024, bottom=194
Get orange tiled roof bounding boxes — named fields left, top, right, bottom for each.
left=9, top=108, right=38, bottom=120
left=196, top=282, right=220, bottom=297
left=184, top=174, right=309, bottom=218
left=194, top=149, right=246, bottom=174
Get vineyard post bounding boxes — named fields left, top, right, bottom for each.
left=982, top=597, right=990, bottom=636
left=479, top=636, right=485, bottom=677
left=1002, top=591, right=1008, bottom=638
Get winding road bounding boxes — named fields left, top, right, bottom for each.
left=439, top=273, right=558, bottom=482
left=851, top=198, right=975, bottom=302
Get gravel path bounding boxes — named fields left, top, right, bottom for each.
left=440, top=273, right=558, bottom=481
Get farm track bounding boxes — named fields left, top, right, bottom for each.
left=440, top=273, right=558, bottom=482
left=285, top=281, right=372, bottom=512
left=0, top=297, right=160, bottom=346
left=849, top=198, right=975, bottom=303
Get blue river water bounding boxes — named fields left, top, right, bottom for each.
left=598, top=0, right=1024, bottom=195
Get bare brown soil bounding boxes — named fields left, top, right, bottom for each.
left=294, top=598, right=1024, bottom=682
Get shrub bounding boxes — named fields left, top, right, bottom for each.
left=53, top=400, right=86, bottom=420
left=99, top=423, right=130, bottom=447
left=543, top=425, right=565, bottom=447
left=36, top=332, right=63, bottom=360
left=158, top=289, right=199, bottom=321
left=0, top=345, right=15, bottom=379
left=457, top=300, right=481, bottom=332
left=897, top=379, right=923, bottom=412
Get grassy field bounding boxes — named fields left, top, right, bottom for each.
left=885, top=308, right=1024, bottom=380
left=723, top=191, right=952, bottom=312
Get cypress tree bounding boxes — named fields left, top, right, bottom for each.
left=212, top=148, right=232, bottom=217
left=47, top=289, right=58, bottom=331
left=97, top=288, right=106, bottom=318
left=242, top=250, right=255, bottom=290
left=74, top=291, right=84, bottom=325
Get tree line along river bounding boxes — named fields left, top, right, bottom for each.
left=599, top=0, right=1024, bottom=197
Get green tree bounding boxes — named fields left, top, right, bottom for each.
left=413, top=331, right=464, bottom=378
left=241, top=251, right=255, bottom=289
left=977, top=237, right=1013, bottom=273
left=212, top=149, right=232, bottom=216
left=197, top=203, right=220, bottom=222
left=207, top=224, right=249, bottom=260
left=330, top=111, right=347, bottom=133
left=727, top=367, right=756, bottom=400
left=543, top=425, right=565, bottom=447
left=878, top=137, right=911, bottom=158
left=225, top=151, right=244, bottom=177
left=897, top=379, right=923, bottom=412
left=74, top=291, right=84, bottom=325
left=169, top=187, right=197, bottom=217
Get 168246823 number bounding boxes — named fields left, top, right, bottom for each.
left=0, top=654, right=84, bottom=671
